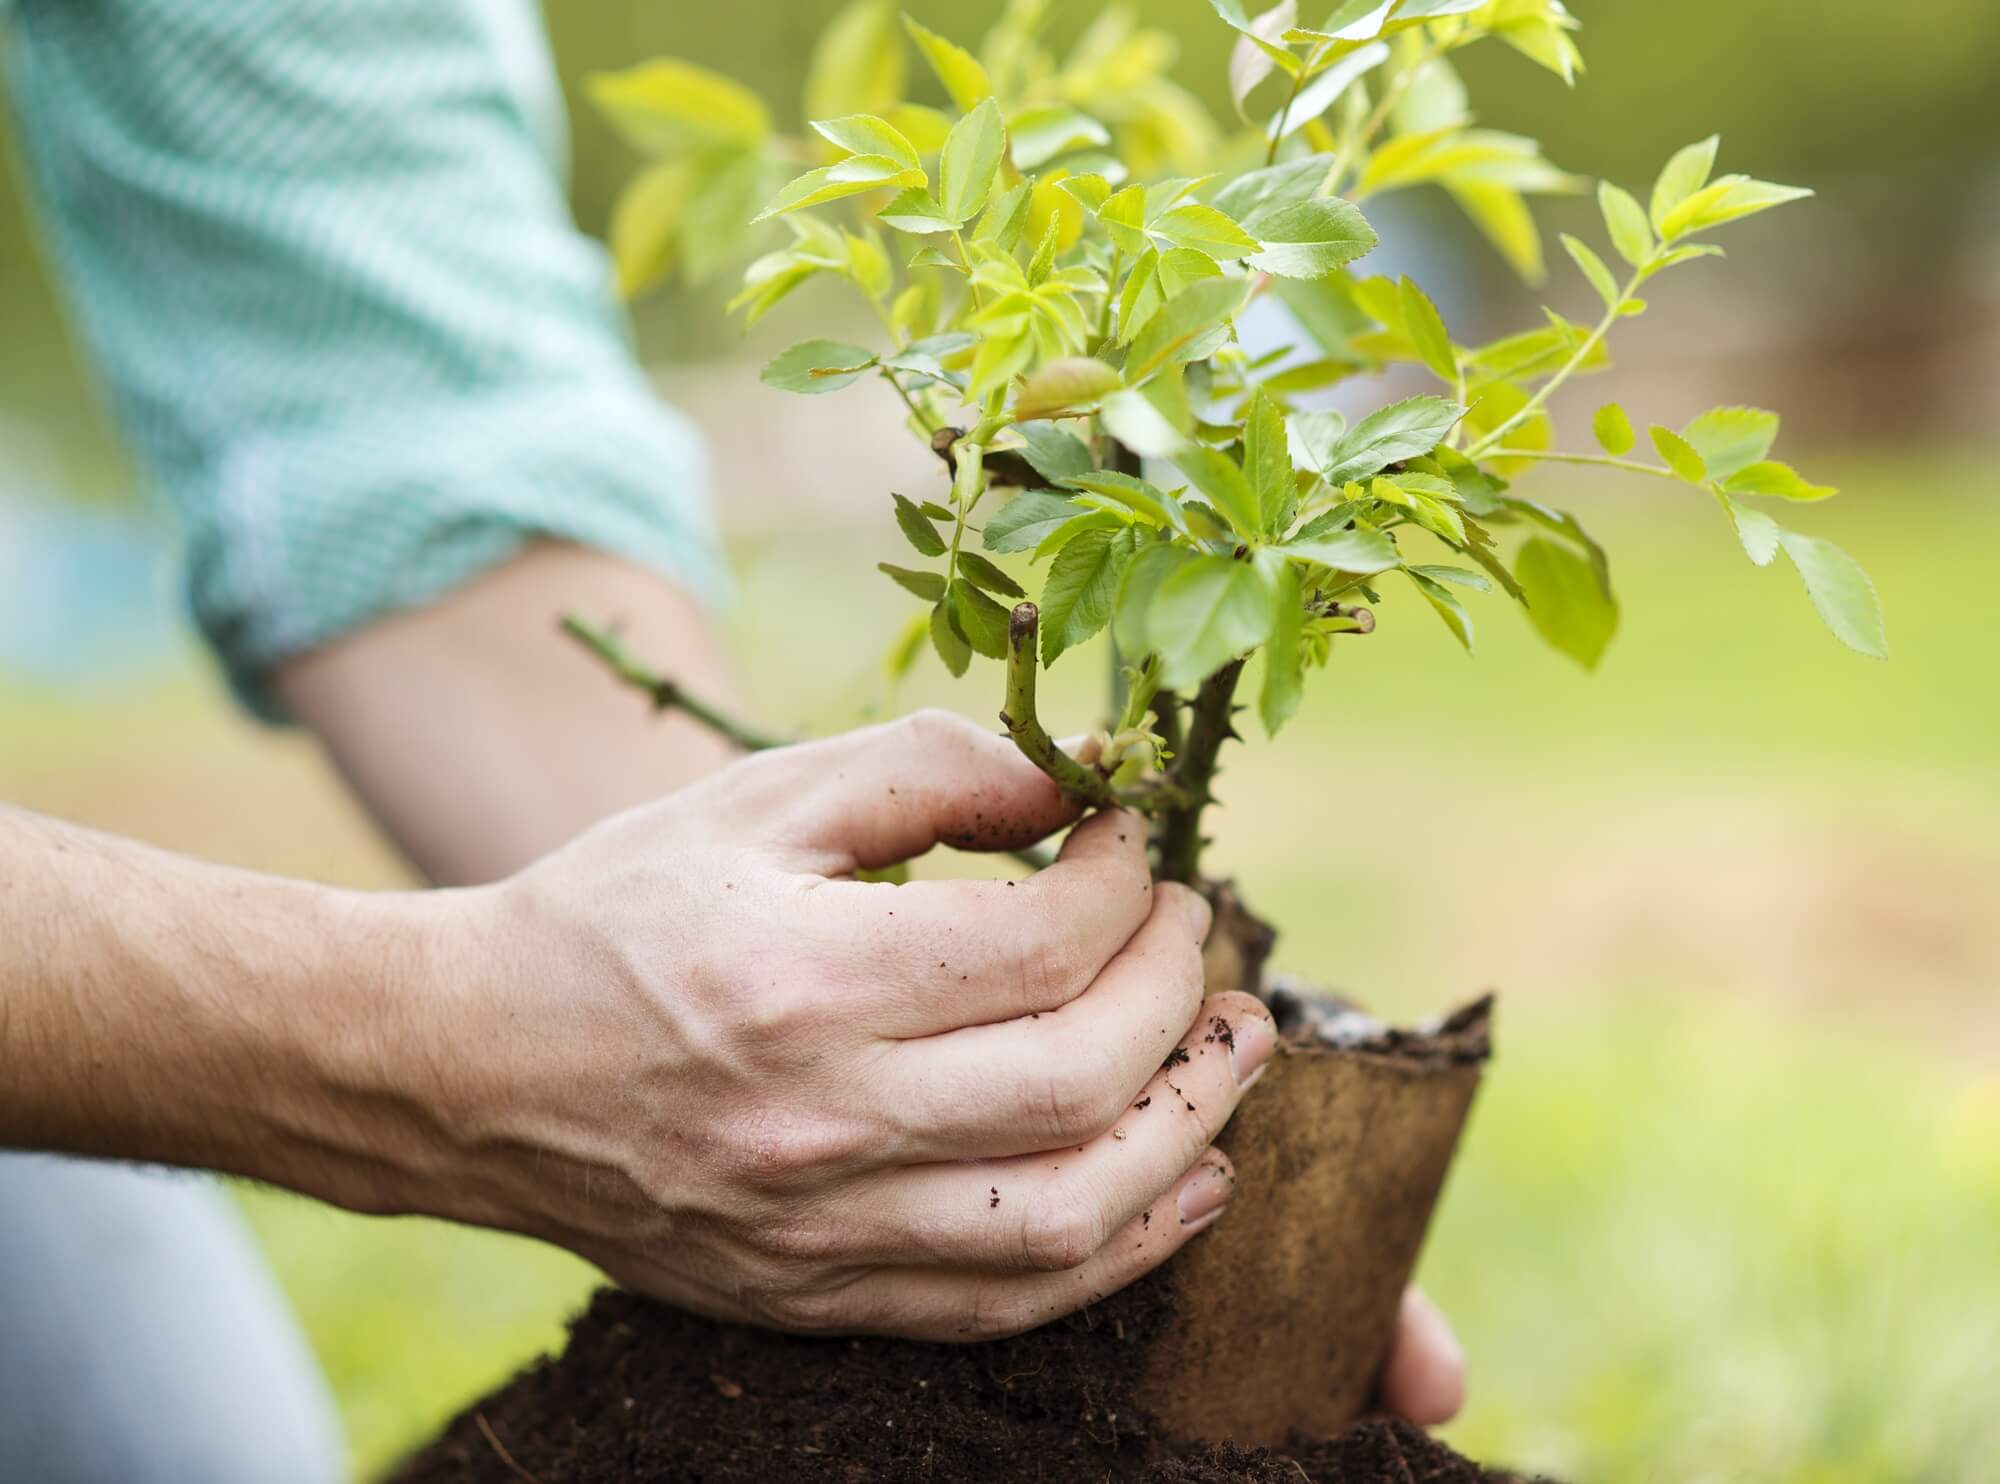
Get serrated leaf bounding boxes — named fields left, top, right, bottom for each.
left=1100, top=387, right=1190, bottom=458
left=1060, top=472, right=1187, bottom=532
left=982, top=491, right=1087, bottom=554
left=1597, top=182, right=1654, bottom=269
left=757, top=156, right=926, bottom=220
left=1681, top=407, right=1779, bottom=481
left=1281, top=526, right=1401, bottom=574
left=1405, top=569, right=1474, bottom=651
left=1650, top=426, right=1709, bottom=484
left=1722, top=460, right=1836, bottom=502
left=1125, top=276, right=1252, bottom=385
left=955, top=551, right=1027, bottom=599
left=1660, top=175, right=1812, bottom=241
left=1175, top=447, right=1263, bottom=540
left=1517, top=537, right=1618, bottom=670
left=879, top=562, right=946, bottom=601
left=974, top=181, right=1032, bottom=249
left=1780, top=532, right=1886, bottom=658
left=1651, top=135, right=1719, bottom=234
left=937, top=97, right=1006, bottom=226
left=903, top=15, right=993, bottom=114
left=811, top=114, right=919, bottom=170
left=1016, top=424, right=1094, bottom=484
left=1260, top=559, right=1306, bottom=736
left=929, top=598, right=971, bottom=676
left=1015, top=358, right=1122, bottom=419
left=1592, top=403, right=1636, bottom=456
left=1010, top=105, right=1111, bottom=171
left=763, top=339, right=878, bottom=394
left=1268, top=41, right=1391, bottom=142
left=1113, top=542, right=1192, bottom=657
left=951, top=579, right=1013, bottom=659
left=879, top=188, right=956, bottom=233
left=1398, top=276, right=1457, bottom=382
left=1151, top=202, right=1261, bottom=260
left=1039, top=527, right=1134, bottom=666
left=1312, top=395, right=1465, bottom=486
left=1560, top=233, right=1619, bottom=309
left=1409, top=563, right=1493, bottom=591
left=892, top=492, right=948, bottom=556
left=1212, top=155, right=1334, bottom=231
left=1150, top=554, right=1276, bottom=690
left=1244, top=198, right=1379, bottom=279
left=1721, top=495, right=1781, bottom=567
left=1243, top=388, right=1294, bottom=535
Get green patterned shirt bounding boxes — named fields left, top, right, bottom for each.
left=3, top=0, right=725, bottom=716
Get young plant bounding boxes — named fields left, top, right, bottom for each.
left=580, top=0, right=1884, bottom=897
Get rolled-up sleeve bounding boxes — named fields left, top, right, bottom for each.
left=6, top=0, right=725, bottom=717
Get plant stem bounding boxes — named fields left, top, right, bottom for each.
left=1484, top=448, right=1681, bottom=481
left=1000, top=605, right=1116, bottom=807
left=1266, top=63, right=1309, bottom=166
left=561, top=616, right=787, bottom=752
left=1465, top=254, right=1656, bottom=459
left=1156, top=659, right=1246, bottom=885
left=881, top=366, right=938, bottom=434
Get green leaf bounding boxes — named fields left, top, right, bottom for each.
left=1281, top=526, right=1401, bottom=575
left=757, top=156, right=925, bottom=220
left=955, top=551, right=1026, bottom=599
left=1244, top=199, right=1378, bottom=279
left=903, top=15, right=993, bottom=114
left=1516, top=537, right=1618, bottom=670
left=878, top=188, right=956, bottom=233
left=1015, top=425, right=1094, bottom=484
left=1113, top=542, right=1191, bottom=657
left=950, top=579, right=1013, bottom=659
left=1650, top=135, right=1719, bottom=235
left=1060, top=471, right=1187, bottom=532
left=1592, top=403, right=1636, bottom=457
left=1259, top=559, right=1306, bottom=736
left=589, top=60, right=771, bottom=155
left=1243, top=388, right=1294, bottom=536
left=1597, top=182, right=1655, bottom=270
left=1150, top=555, right=1276, bottom=690
left=892, top=492, right=948, bottom=556
left=811, top=114, right=920, bottom=170
left=1175, top=447, right=1263, bottom=540
left=806, top=0, right=907, bottom=124
left=1014, top=358, right=1122, bottom=419
left=1311, top=395, right=1465, bottom=486
left=1409, top=563, right=1493, bottom=592
left=607, top=162, right=692, bottom=299
left=1660, top=175, right=1812, bottom=241
left=1560, top=233, right=1619, bottom=310
left=1722, top=460, right=1836, bottom=502
left=1398, top=276, right=1458, bottom=382
left=1720, top=495, right=1781, bottom=568
left=1405, top=569, right=1474, bottom=652
left=1650, top=426, right=1708, bottom=484
left=1780, top=532, right=1886, bottom=658
left=762, top=339, right=878, bottom=394
left=974, top=180, right=1032, bottom=249
left=982, top=491, right=1087, bottom=554
left=1099, top=387, right=1190, bottom=458
left=878, top=562, right=945, bottom=601
left=1681, top=407, right=1779, bottom=481
left=1212, top=156, right=1334, bottom=231
left=1151, top=202, right=1261, bottom=260
left=1268, top=41, right=1391, bottom=142
left=1010, top=105, right=1111, bottom=171
left=937, top=98, right=1006, bottom=226
left=1039, top=527, right=1134, bottom=666
left=1124, top=276, right=1252, bottom=385
left=929, top=598, right=972, bottom=676
left=1448, top=180, right=1546, bottom=283
left=1100, top=186, right=1151, bottom=256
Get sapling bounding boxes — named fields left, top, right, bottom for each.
left=577, top=0, right=1882, bottom=923
left=557, top=0, right=1885, bottom=1445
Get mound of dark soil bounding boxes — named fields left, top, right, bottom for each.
left=397, top=1277, right=1543, bottom=1483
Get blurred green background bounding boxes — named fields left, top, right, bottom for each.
left=3, top=4, right=1997, bottom=1482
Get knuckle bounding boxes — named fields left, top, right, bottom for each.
left=765, top=1282, right=854, bottom=1334
left=901, top=707, right=979, bottom=751
left=960, top=1280, right=1034, bottom=1340
left=731, top=1112, right=857, bottom=1190
left=1033, top=1052, right=1125, bottom=1144
left=1018, top=1190, right=1110, bottom=1273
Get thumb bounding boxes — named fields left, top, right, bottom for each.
left=752, top=709, right=1102, bottom=873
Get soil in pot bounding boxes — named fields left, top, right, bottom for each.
left=397, top=1000, right=1539, bottom=1484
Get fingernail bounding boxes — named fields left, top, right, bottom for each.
left=1230, top=1009, right=1277, bottom=1086
left=1177, top=1162, right=1233, bottom=1225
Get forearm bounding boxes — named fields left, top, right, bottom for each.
left=0, top=805, right=460, bottom=1215
left=276, top=541, right=741, bottom=886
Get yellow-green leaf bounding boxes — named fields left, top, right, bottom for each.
left=1398, top=276, right=1457, bottom=382
left=806, top=0, right=907, bottom=124
left=1597, top=182, right=1654, bottom=269
left=1592, top=403, right=1635, bottom=457
left=903, top=14, right=993, bottom=114
left=1650, top=425, right=1708, bottom=484
left=590, top=60, right=770, bottom=155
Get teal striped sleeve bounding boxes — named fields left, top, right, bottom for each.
left=4, top=0, right=726, bottom=718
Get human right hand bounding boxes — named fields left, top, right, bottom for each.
left=415, top=709, right=1273, bottom=1342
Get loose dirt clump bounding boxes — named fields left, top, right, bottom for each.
left=397, top=1278, right=1543, bottom=1484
